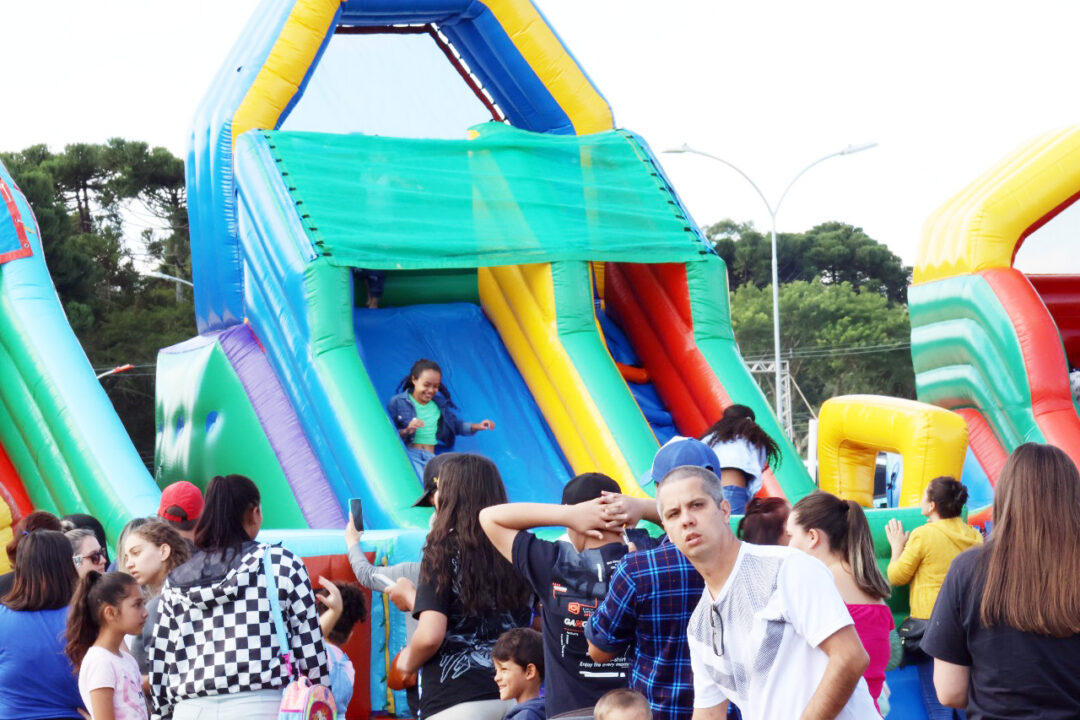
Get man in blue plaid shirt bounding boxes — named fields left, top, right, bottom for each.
left=585, top=439, right=720, bottom=720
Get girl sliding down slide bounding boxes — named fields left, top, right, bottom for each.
left=388, top=359, right=495, bottom=478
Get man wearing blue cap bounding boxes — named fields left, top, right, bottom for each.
left=585, top=438, right=720, bottom=720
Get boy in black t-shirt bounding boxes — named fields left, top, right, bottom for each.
left=494, top=628, right=546, bottom=720
left=479, top=474, right=658, bottom=717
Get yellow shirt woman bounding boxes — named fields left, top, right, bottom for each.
left=886, top=515, right=983, bottom=619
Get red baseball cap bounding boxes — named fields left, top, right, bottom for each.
left=158, top=481, right=204, bottom=525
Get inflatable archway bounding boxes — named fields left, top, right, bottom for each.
left=912, top=126, right=1080, bottom=484
left=817, top=395, right=969, bottom=508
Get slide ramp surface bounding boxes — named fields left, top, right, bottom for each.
left=355, top=303, right=573, bottom=501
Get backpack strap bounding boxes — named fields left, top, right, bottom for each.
left=262, top=544, right=295, bottom=677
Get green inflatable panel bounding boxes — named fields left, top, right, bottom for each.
left=155, top=336, right=306, bottom=528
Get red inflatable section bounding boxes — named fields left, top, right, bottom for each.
left=301, top=553, right=375, bottom=720
left=1027, top=274, right=1080, bottom=366
left=954, top=408, right=1007, bottom=487
left=605, top=262, right=730, bottom=437
left=982, top=268, right=1080, bottom=470
left=0, top=441, right=32, bottom=522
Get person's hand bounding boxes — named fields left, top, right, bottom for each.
left=344, top=512, right=362, bottom=548
left=316, top=576, right=343, bottom=615
left=476, top=419, right=495, bottom=431
left=598, top=491, right=636, bottom=528
left=563, top=497, right=618, bottom=540
left=388, top=577, right=417, bottom=613
left=389, top=650, right=419, bottom=690
left=885, top=519, right=909, bottom=556
left=407, top=418, right=425, bottom=431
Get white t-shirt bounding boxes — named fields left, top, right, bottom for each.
left=703, top=435, right=767, bottom=498
left=687, top=543, right=878, bottom=720
left=78, top=646, right=148, bottom=720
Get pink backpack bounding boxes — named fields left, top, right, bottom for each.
left=264, top=546, right=338, bottom=720
left=278, top=676, right=336, bottom=720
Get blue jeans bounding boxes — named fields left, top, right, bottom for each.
left=723, top=485, right=750, bottom=516
left=407, top=447, right=435, bottom=480
left=917, top=658, right=965, bottom=719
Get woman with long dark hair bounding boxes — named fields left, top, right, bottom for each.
left=0, top=530, right=83, bottom=719
left=393, top=453, right=533, bottom=720
left=148, top=474, right=329, bottom=718
left=0, top=509, right=62, bottom=596
left=699, top=404, right=782, bottom=515
left=923, top=443, right=1080, bottom=717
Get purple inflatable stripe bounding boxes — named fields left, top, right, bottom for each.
left=218, top=323, right=345, bottom=528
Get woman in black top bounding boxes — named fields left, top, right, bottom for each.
left=924, top=443, right=1080, bottom=719
left=393, top=453, right=533, bottom=720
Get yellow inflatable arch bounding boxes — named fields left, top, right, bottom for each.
left=818, top=395, right=968, bottom=507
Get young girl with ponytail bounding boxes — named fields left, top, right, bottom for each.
left=786, top=492, right=893, bottom=712
left=66, top=571, right=149, bottom=720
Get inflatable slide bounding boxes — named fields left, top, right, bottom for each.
left=0, top=159, right=159, bottom=555
left=158, top=0, right=819, bottom=538
left=911, top=126, right=1080, bottom=488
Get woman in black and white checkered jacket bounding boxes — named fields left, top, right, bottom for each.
left=148, top=475, right=330, bottom=719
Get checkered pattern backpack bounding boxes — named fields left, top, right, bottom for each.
left=264, top=547, right=337, bottom=720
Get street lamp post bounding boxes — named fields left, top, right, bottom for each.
left=664, top=142, right=877, bottom=425
left=143, top=270, right=194, bottom=304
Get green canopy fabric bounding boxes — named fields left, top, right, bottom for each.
left=256, top=124, right=710, bottom=270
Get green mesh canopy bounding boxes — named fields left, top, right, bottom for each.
left=259, top=124, right=710, bottom=270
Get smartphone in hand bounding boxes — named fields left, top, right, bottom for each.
left=349, top=498, right=364, bottom=532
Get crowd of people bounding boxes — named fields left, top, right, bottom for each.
left=1, top=393, right=1079, bottom=720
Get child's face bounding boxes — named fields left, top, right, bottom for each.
left=493, top=658, right=533, bottom=702
left=124, top=534, right=168, bottom=587
left=111, top=583, right=149, bottom=636
left=411, top=369, right=441, bottom=404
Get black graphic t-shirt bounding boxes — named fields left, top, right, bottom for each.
left=512, top=530, right=656, bottom=716
left=413, top=562, right=531, bottom=719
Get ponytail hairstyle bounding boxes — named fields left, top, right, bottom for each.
left=397, top=358, right=453, bottom=406
left=737, top=497, right=791, bottom=545
left=791, top=492, right=890, bottom=601
left=65, top=571, right=139, bottom=671
left=700, top=404, right=782, bottom=469
left=194, top=474, right=261, bottom=555
left=925, top=476, right=968, bottom=519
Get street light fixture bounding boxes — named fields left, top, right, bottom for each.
left=663, top=141, right=878, bottom=427
left=142, top=270, right=193, bottom=288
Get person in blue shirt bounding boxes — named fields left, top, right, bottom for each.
left=494, top=628, right=546, bottom=720
left=387, top=359, right=495, bottom=478
left=585, top=439, right=721, bottom=720
left=0, top=529, right=84, bottom=720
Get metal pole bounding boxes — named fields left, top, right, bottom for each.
left=769, top=212, right=782, bottom=420
left=662, top=142, right=877, bottom=431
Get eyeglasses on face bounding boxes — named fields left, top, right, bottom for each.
left=73, top=549, right=106, bottom=567
left=710, top=605, right=725, bottom=657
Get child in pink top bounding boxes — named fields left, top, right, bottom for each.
left=66, top=571, right=150, bottom=720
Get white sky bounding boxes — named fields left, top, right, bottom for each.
left=3, top=0, right=1079, bottom=270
